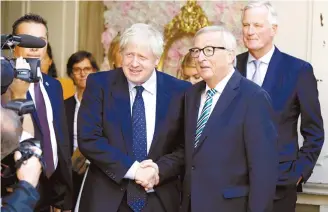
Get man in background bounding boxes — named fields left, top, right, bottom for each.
left=9, top=13, right=73, bottom=211
left=236, top=1, right=324, bottom=211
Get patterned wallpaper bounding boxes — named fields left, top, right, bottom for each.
left=101, top=1, right=247, bottom=76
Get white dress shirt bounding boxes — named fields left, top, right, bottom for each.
left=73, top=93, right=81, bottom=152
left=198, top=69, right=234, bottom=119
left=246, top=45, right=275, bottom=87
left=124, top=70, right=157, bottom=180
left=26, top=70, right=58, bottom=169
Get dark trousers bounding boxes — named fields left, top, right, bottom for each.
left=72, top=170, right=85, bottom=209
left=118, top=192, right=166, bottom=212
left=273, top=185, right=297, bottom=212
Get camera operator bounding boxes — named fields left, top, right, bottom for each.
left=1, top=107, right=42, bottom=212
left=1, top=13, right=73, bottom=212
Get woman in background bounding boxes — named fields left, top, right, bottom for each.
left=107, top=32, right=122, bottom=69
left=64, top=50, right=99, bottom=208
left=41, top=43, right=58, bottom=78
left=177, top=52, right=202, bottom=84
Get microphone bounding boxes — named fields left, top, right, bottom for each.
left=1, top=34, right=46, bottom=49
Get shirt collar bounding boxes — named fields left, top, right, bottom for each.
left=74, top=93, right=81, bottom=105
left=128, top=69, right=157, bottom=95
left=247, top=45, right=275, bottom=65
left=205, top=68, right=234, bottom=94
left=37, top=67, right=43, bottom=83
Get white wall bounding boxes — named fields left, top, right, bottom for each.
left=27, top=1, right=79, bottom=77
left=272, top=1, right=311, bottom=61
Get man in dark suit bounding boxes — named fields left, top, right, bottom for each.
left=148, top=25, right=278, bottom=212
left=64, top=51, right=99, bottom=208
left=7, top=13, right=73, bottom=211
left=77, top=23, right=191, bottom=212
left=236, top=1, right=324, bottom=211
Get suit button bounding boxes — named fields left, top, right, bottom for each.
left=112, top=175, right=116, bottom=179
left=187, top=194, right=191, bottom=198
left=191, top=166, right=195, bottom=170
left=120, top=187, right=125, bottom=191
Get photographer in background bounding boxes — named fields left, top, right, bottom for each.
left=1, top=107, right=43, bottom=212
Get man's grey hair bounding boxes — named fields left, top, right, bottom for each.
left=1, top=107, right=22, bottom=160
left=195, top=25, right=237, bottom=52
left=242, top=1, right=278, bottom=25
left=119, top=23, right=164, bottom=59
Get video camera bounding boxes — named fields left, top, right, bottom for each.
left=1, top=34, right=47, bottom=180
left=1, top=34, right=46, bottom=95
left=1, top=138, right=45, bottom=179
left=1, top=33, right=45, bottom=116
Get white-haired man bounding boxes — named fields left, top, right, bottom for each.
left=77, top=23, right=191, bottom=212
left=236, top=1, right=324, bottom=211
left=144, top=25, right=279, bottom=212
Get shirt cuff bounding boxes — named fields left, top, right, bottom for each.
left=124, top=161, right=140, bottom=180
left=20, top=131, right=33, bottom=142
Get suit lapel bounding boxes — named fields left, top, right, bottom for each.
left=238, top=48, right=282, bottom=96
left=185, top=82, right=204, bottom=155
left=236, top=52, right=248, bottom=77
left=262, top=47, right=283, bottom=95
left=27, top=91, right=42, bottom=135
left=148, top=71, right=170, bottom=155
left=111, top=71, right=134, bottom=157
left=42, top=77, right=58, bottom=130
left=193, top=71, right=241, bottom=155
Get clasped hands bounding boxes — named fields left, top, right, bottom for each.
left=135, top=159, right=159, bottom=191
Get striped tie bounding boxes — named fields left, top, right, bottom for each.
left=194, top=88, right=217, bottom=148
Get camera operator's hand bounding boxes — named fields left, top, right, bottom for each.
left=8, top=78, right=30, bottom=99
left=14, top=146, right=42, bottom=188
left=51, top=207, right=71, bottom=212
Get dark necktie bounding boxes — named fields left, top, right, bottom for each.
left=34, top=82, right=55, bottom=178
left=127, top=86, right=147, bottom=212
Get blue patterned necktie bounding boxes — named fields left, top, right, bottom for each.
left=127, top=86, right=147, bottom=212
left=194, top=88, right=217, bottom=148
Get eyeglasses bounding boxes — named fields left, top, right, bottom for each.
left=72, top=67, right=93, bottom=75
left=189, top=46, right=227, bottom=58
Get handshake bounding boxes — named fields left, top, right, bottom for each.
left=134, top=159, right=159, bottom=191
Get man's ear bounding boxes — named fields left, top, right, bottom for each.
left=228, top=51, right=236, bottom=65
left=271, top=24, right=278, bottom=36
left=155, top=57, right=160, bottom=67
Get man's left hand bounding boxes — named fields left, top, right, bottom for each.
left=51, top=207, right=71, bottom=212
left=297, top=176, right=303, bottom=185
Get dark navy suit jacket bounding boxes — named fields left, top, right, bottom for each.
left=157, top=71, right=278, bottom=212
left=77, top=69, right=191, bottom=212
left=237, top=48, right=324, bottom=190
left=27, top=74, right=73, bottom=210
left=64, top=95, right=76, bottom=155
